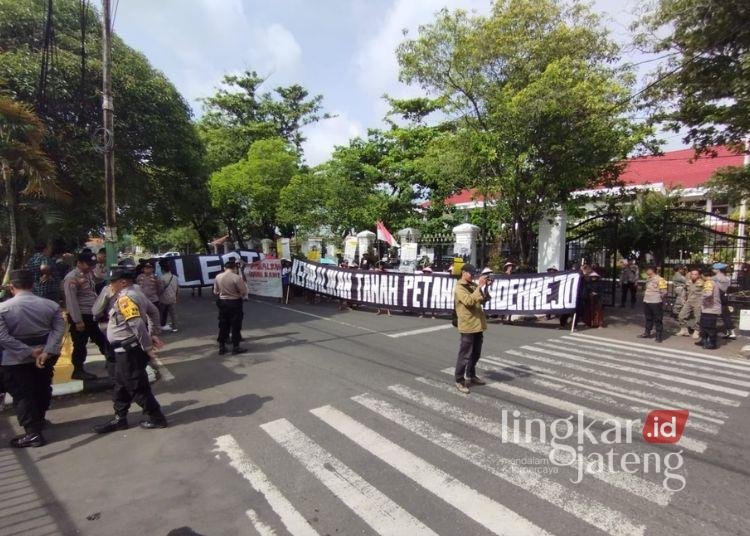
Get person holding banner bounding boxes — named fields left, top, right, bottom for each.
left=453, top=264, right=489, bottom=394
left=213, top=259, right=248, bottom=355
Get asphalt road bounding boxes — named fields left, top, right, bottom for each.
left=1, top=293, right=749, bottom=536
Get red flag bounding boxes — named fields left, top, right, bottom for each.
left=376, top=220, right=399, bottom=247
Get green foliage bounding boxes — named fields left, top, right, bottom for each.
left=0, top=0, right=210, bottom=248
left=706, top=164, right=750, bottom=201
left=396, top=0, right=651, bottom=265
left=209, top=137, right=299, bottom=238
left=134, top=225, right=202, bottom=254
left=638, top=0, right=750, bottom=151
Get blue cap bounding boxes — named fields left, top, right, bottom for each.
left=712, top=262, right=728, bottom=270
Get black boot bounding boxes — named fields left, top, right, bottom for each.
left=140, top=413, right=168, bottom=429
left=219, top=343, right=227, bottom=355
left=232, top=344, right=247, bottom=355
left=655, top=332, right=663, bottom=343
left=694, top=338, right=706, bottom=347
left=93, top=416, right=128, bottom=434
left=704, top=336, right=718, bottom=350
left=637, top=332, right=652, bottom=339
left=10, top=432, right=46, bottom=448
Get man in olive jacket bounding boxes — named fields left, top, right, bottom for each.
left=453, top=264, right=489, bottom=394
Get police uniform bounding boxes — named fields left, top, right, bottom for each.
left=63, top=253, right=107, bottom=379
left=677, top=276, right=703, bottom=336
left=640, top=272, right=668, bottom=342
left=697, top=276, right=722, bottom=350
left=92, top=266, right=166, bottom=433
left=0, top=270, right=65, bottom=447
left=213, top=260, right=248, bottom=355
left=712, top=265, right=736, bottom=339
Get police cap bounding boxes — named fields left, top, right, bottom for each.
left=109, top=265, right=137, bottom=281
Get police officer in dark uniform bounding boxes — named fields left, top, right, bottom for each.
left=92, top=265, right=167, bottom=433
left=0, top=270, right=65, bottom=447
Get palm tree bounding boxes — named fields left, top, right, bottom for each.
left=0, top=96, right=70, bottom=286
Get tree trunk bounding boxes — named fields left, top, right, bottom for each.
left=224, top=218, right=246, bottom=249
left=191, top=217, right=213, bottom=254
left=1, top=163, right=18, bottom=287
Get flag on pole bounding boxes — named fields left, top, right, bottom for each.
left=376, top=220, right=399, bottom=247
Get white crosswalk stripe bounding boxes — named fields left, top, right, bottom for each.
left=441, top=365, right=708, bottom=453
left=537, top=341, right=750, bottom=387
left=212, top=334, right=744, bottom=536
left=482, top=357, right=720, bottom=433
left=389, top=383, right=674, bottom=505
left=505, top=348, right=741, bottom=406
left=565, top=333, right=750, bottom=371
left=213, top=435, right=320, bottom=536
left=311, top=404, right=553, bottom=536
left=520, top=345, right=749, bottom=397
left=548, top=339, right=750, bottom=381
left=260, top=418, right=439, bottom=536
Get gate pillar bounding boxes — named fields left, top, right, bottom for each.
left=537, top=209, right=567, bottom=272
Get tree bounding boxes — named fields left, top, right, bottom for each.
left=0, top=96, right=69, bottom=283
left=639, top=0, right=749, bottom=151
left=209, top=138, right=299, bottom=244
left=396, top=0, right=650, bottom=266
left=0, top=0, right=209, bottom=249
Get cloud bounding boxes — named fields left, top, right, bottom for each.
left=355, top=0, right=490, bottom=119
left=302, top=112, right=364, bottom=166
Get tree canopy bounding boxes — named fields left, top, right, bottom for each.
left=0, top=0, right=212, bottom=256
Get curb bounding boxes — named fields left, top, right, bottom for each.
left=3, top=366, right=158, bottom=406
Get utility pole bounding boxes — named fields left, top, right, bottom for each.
left=101, top=0, right=117, bottom=270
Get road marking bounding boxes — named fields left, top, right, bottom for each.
left=481, top=364, right=717, bottom=435
left=246, top=508, right=277, bottom=536
left=213, top=435, right=320, bottom=536
left=153, top=357, right=175, bottom=382
left=483, top=356, right=726, bottom=423
left=566, top=333, right=750, bottom=371
left=550, top=339, right=750, bottom=381
left=389, top=383, right=673, bottom=505
left=441, top=366, right=708, bottom=453
left=255, top=301, right=382, bottom=335
left=504, top=348, right=741, bottom=407
left=260, top=418, right=438, bottom=536
left=353, top=393, right=646, bottom=536
left=521, top=345, right=749, bottom=397
left=385, top=324, right=453, bottom=338
left=310, top=405, right=552, bottom=536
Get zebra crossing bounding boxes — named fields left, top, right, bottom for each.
left=213, top=332, right=750, bottom=536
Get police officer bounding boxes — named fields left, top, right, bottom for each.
left=213, top=258, right=248, bottom=355
left=712, top=262, right=737, bottom=340
left=676, top=269, right=703, bottom=338
left=92, top=265, right=167, bottom=433
left=0, top=270, right=65, bottom=447
left=639, top=266, right=667, bottom=342
left=697, top=268, right=722, bottom=350
left=63, top=252, right=106, bottom=380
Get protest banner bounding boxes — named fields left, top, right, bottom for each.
left=244, top=259, right=283, bottom=298
left=159, top=250, right=261, bottom=288
left=290, top=258, right=581, bottom=314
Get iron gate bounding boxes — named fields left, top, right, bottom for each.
left=565, top=213, right=620, bottom=306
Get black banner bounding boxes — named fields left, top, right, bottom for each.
left=165, top=251, right=262, bottom=287
left=291, top=259, right=581, bottom=314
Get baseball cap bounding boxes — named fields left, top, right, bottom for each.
left=712, top=262, right=728, bottom=270
left=461, top=264, right=478, bottom=275
left=77, top=252, right=97, bottom=266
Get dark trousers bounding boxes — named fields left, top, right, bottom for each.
left=621, top=283, right=637, bottom=307
left=643, top=302, right=664, bottom=335
left=719, top=292, right=734, bottom=331
left=217, top=299, right=244, bottom=345
left=455, top=332, right=484, bottom=382
left=3, top=360, right=56, bottom=434
left=69, top=314, right=107, bottom=370
left=699, top=312, right=718, bottom=343
left=112, top=347, right=161, bottom=418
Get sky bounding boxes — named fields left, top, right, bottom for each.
left=115, top=0, right=686, bottom=166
